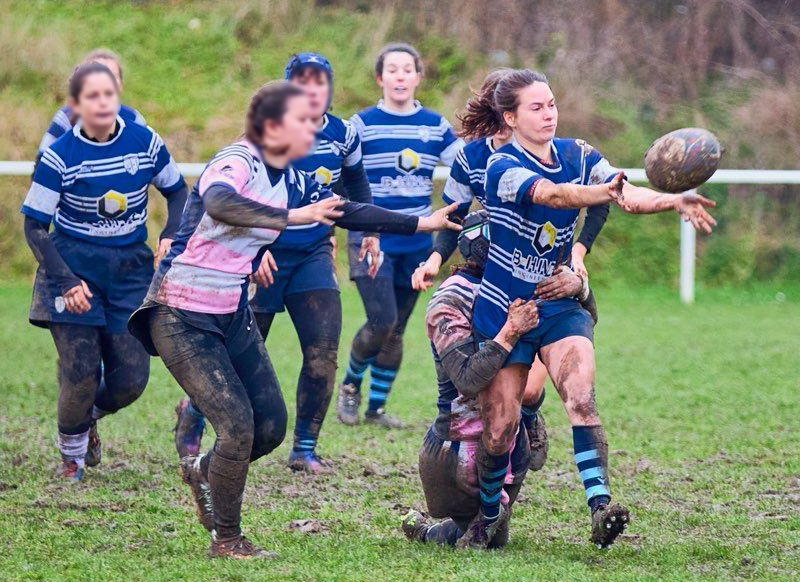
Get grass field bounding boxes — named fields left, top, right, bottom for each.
left=0, top=280, right=798, bottom=581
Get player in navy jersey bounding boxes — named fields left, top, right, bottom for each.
left=172, top=52, right=383, bottom=473
left=469, top=69, right=716, bottom=548
left=21, top=62, right=188, bottom=482
left=36, top=49, right=146, bottom=164
left=337, top=43, right=465, bottom=428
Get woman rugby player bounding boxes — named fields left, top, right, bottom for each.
left=337, top=43, right=466, bottom=428
left=470, top=68, right=716, bottom=549
left=22, top=62, right=188, bottom=481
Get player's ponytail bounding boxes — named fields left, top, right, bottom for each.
left=457, top=68, right=511, bottom=140
left=493, top=68, right=549, bottom=116
left=245, top=81, right=306, bottom=146
left=68, top=62, right=119, bottom=103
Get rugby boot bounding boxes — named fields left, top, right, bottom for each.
left=591, top=501, right=630, bottom=549
left=456, top=505, right=508, bottom=550
left=174, top=397, right=205, bottom=458
left=209, top=533, right=275, bottom=559
left=401, top=510, right=430, bottom=542
left=364, top=407, right=404, bottom=429
left=85, top=421, right=102, bottom=468
left=180, top=455, right=214, bottom=532
left=336, top=383, right=361, bottom=426
left=526, top=412, right=548, bottom=471
left=55, top=457, right=84, bottom=482
left=287, top=450, right=334, bottom=474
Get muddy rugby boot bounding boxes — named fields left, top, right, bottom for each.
left=456, top=505, right=508, bottom=550
left=55, top=457, right=84, bottom=482
left=209, top=533, right=275, bottom=559
left=336, top=383, right=361, bottom=425
left=85, top=421, right=102, bottom=468
left=526, top=412, right=548, bottom=471
left=401, top=510, right=431, bottom=542
left=180, top=455, right=214, bottom=532
left=174, top=397, right=205, bottom=458
left=287, top=450, right=334, bottom=474
left=364, top=407, right=404, bottom=429
left=591, top=501, right=630, bottom=549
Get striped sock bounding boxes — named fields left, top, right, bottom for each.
left=367, top=365, right=397, bottom=412
left=292, top=417, right=318, bottom=454
left=521, top=389, right=546, bottom=431
left=478, top=449, right=510, bottom=523
left=573, top=425, right=611, bottom=511
left=343, top=352, right=373, bottom=390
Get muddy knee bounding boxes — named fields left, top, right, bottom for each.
left=250, top=411, right=287, bottom=461
left=564, top=386, right=600, bottom=425
left=300, top=341, right=338, bottom=382
left=215, top=411, right=256, bottom=462
left=482, top=419, right=520, bottom=455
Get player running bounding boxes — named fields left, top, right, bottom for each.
left=469, top=68, right=716, bottom=549
left=337, top=42, right=466, bottom=428
left=21, top=62, right=188, bottom=481
left=129, top=81, right=459, bottom=558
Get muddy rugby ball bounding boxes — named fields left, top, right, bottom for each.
left=644, top=128, right=721, bottom=193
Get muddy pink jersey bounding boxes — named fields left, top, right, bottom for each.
left=150, top=141, right=294, bottom=314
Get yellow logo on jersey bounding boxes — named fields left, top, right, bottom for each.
left=532, top=220, right=557, bottom=255
left=396, top=148, right=420, bottom=173
left=98, top=190, right=128, bottom=219
left=313, top=166, right=333, bottom=186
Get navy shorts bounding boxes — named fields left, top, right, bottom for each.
left=31, top=232, right=154, bottom=333
left=480, top=307, right=594, bottom=367
left=347, top=242, right=431, bottom=289
left=250, top=241, right=338, bottom=314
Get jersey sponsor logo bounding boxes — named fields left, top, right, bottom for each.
left=511, top=248, right=556, bottom=284
left=532, top=220, right=557, bottom=255
left=396, top=148, right=420, bottom=173
left=313, top=166, right=333, bottom=186
left=98, top=190, right=128, bottom=219
left=123, top=154, right=140, bottom=175
left=418, top=127, right=430, bottom=142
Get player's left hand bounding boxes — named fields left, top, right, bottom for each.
left=154, top=238, right=173, bottom=267
left=359, top=236, right=381, bottom=278
left=535, top=265, right=583, bottom=301
left=676, top=193, right=717, bottom=233
left=606, top=172, right=626, bottom=206
left=253, top=250, right=278, bottom=287
left=571, top=247, right=588, bottom=280
left=416, top=203, right=463, bottom=232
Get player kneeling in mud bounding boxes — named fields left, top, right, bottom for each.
left=402, top=210, right=586, bottom=549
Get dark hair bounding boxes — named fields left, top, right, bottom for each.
left=375, top=42, right=423, bottom=77
left=68, top=62, right=120, bottom=102
left=450, top=259, right=484, bottom=279
left=245, top=81, right=306, bottom=143
left=83, top=48, right=124, bottom=81
left=457, top=68, right=512, bottom=140
left=493, top=68, right=549, bottom=117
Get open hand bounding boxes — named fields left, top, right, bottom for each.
left=411, top=253, right=443, bottom=291
left=677, top=193, right=717, bottom=234
left=252, top=250, right=278, bottom=288
left=535, top=265, right=583, bottom=301
left=416, top=202, right=463, bottom=232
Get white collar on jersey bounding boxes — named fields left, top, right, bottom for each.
left=376, top=99, right=422, bottom=117
left=73, top=115, right=126, bottom=147
left=318, top=113, right=330, bottom=131
left=511, top=137, right=562, bottom=173
left=486, top=137, right=496, bottom=153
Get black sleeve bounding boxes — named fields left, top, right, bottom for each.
left=334, top=201, right=418, bottom=234
left=23, top=216, right=80, bottom=294
left=160, top=182, right=189, bottom=240
left=339, top=163, right=372, bottom=205
left=576, top=203, right=610, bottom=253
left=431, top=203, right=470, bottom=262
left=439, top=338, right=511, bottom=397
left=202, top=184, right=289, bottom=230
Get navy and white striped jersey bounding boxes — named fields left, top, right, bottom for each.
left=442, top=136, right=496, bottom=210
left=349, top=100, right=464, bottom=253
left=22, top=116, right=185, bottom=246
left=37, top=103, right=146, bottom=156
left=272, top=113, right=361, bottom=251
left=474, top=138, right=619, bottom=337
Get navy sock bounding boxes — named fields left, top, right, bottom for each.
left=367, top=365, right=397, bottom=412
left=573, top=425, right=611, bottom=510
left=343, top=352, right=372, bottom=391
left=478, top=449, right=509, bottom=523
left=292, top=417, right=317, bottom=455
left=521, top=389, right=546, bottom=431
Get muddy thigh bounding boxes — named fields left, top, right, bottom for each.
left=478, top=364, right=528, bottom=455
left=539, top=336, right=599, bottom=425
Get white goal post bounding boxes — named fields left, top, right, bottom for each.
left=3, top=161, right=799, bottom=304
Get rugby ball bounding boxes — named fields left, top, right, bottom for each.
left=644, top=128, right=721, bottom=193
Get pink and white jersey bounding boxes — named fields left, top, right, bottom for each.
left=151, top=141, right=290, bottom=314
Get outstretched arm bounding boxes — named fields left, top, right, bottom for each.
left=618, top=182, right=717, bottom=233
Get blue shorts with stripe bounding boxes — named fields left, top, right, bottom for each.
left=250, top=240, right=338, bottom=314
left=30, top=232, right=153, bottom=333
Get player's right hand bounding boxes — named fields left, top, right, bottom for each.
left=411, top=253, right=443, bottom=291
left=64, top=280, right=93, bottom=313
left=252, top=250, right=278, bottom=288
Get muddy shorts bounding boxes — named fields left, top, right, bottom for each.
left=348, top=243, right=431, bottom=289
left=418, top=426, right=530, bottom=529
left=30, top=232, right=153, bottom=333
left=250, top=241, right=338, bottom=314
